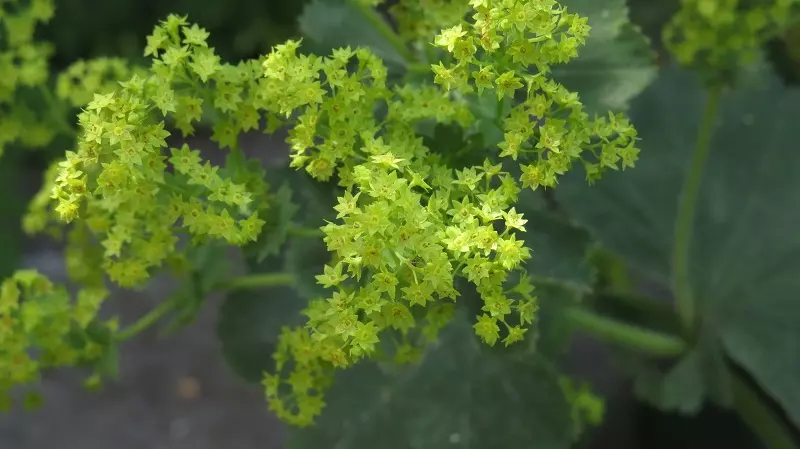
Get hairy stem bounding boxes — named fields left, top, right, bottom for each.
left=349, top=0, right=416, bottom=64
left=732, top=372, right=798, bottom=449
left=564, top=306, right=686, bottom=357
left=115, top=298, right=177, bottom=341
left=214, top=272, right=295, bottom=291
left=672, top=85, right=722, bottom=331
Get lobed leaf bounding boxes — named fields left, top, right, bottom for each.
left=298, top=0, right=408, bottom=67
left=287, top=313, right=576, bottom=449
left=557, top=66, right=800, bottom=425
left=554, top=0, right=658, bottom=113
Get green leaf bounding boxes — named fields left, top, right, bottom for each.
left=524, top=208, right=596, bottom=293
left=167, top=241, right=232, bottom=331
left=216, top=248, right=308, bottom=383
left=246, top=183, right=299, bottom=263
left=554, top=0, right=658, bottom=113
left=298, top=0, right=407, bottom=67
left=510, top=190, right=598, bottom=358
left=467, top=90, right=510, bottom=147
left=218, top=224, right=330, bottom=383
left=216, top=282, right=308, bottom=383
left=243, top=162, right=339, bottom=263
left=632, top=335, right=731, bottom=414
left=533, top=283, right=586, bottom=359
left=557, top=67, right=800, bottom=425
left=284, top=236, right=331, bottom=300
left=419, top=121, right=486, bottom=169
left=287, top=313, right=577, bottom=449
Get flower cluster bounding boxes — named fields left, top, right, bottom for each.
left=56, top=57, right=142, bottom=108
left=0, top=268, right=115, bottom=409
left=48, top=15, right=273, bottom=288
left=430, top=0, right=639, bottom=185
left=17, top=0, right=642, bottom=427
left=0, top=0, right=58, bottom=155
left=664, top=0, right=800, bottom=74
left=260, top=0, right=640, bottom=426
left=389, top=0, right=470, bottom=42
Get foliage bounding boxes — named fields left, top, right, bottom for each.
left=1, top=0, right=800, bottom=448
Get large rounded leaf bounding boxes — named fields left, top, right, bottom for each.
left=298, top=0, right=409, bottom=67
left=557, top=67, right=800, bottom=425
left=287, top=314, right=576, bottom=449
left=554, top=0, right=658, bottom=113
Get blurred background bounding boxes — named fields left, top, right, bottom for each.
left=1, top=0, right=799, bottom=448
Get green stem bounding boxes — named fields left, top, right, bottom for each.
left=732, top=372, right=798, bottom=449
left=599, top=291, right=677, bottom=321
left=563, top=306, right=687, bottom=357
left=672, top=85, right=722, bottom=331
left=287, top=226, right=324, bottom=239
left=213, top=272, right=295, bottom=291
left=408, top=63, right=431, bottom=74
left=348, top=0, right=416, bottom=64
left=115, top=272, right=295, bottom=341
left=115, top=298, right=177, bottom=341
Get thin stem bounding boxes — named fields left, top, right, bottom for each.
left=563, top=306, right=687, bottom=357
left=672, top=85, right=722, bottom=331
left=287, top=226, right=324, bottom=239
left=115, top=272, right=295, bottom=341
left=213, top=272, right=295, bottom=292
left=599, top=291, right=676, bottom=320
left=115, top=298, right=177, bottom=342
left=348, top=0, right=416, bottom=64
left=732, top=372, right=798, bottom=449
left=597, top=292, right=683, bottom=337
left=408, top=63, right=431, bottom=74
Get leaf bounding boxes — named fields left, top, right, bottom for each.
left=554, top=0, right=658, bottom=113
left=509, top=189, right=598, bottom=357
left=632, top=335, right=732, bottom=414
left=419, top=122, right=486, bottom=169
left=524, top=207, right=596, bottom=293
left=533, top=283, right=586, bottom=359
left=467, top=90, right=510, bottom=147
left=298, top=0, right=407, bottom=67
left=287, top=313, right=577, bottom=449
left=216, top=251, right=309, bottom=383
left=557, top=67, right=800, bottom=425
left=284, top=236, right=331, bottom=300
left=218, top=214, right=330, bottom=382
left=217, top=283, right=308, bottom=383
left=166, top=241, right=232, bottom=331
left=245, top=183, right=299, bottom=263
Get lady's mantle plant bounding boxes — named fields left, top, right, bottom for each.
left=2, top=0, right=800, bottom=447
left=3, top=0, right=638, bottom=423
